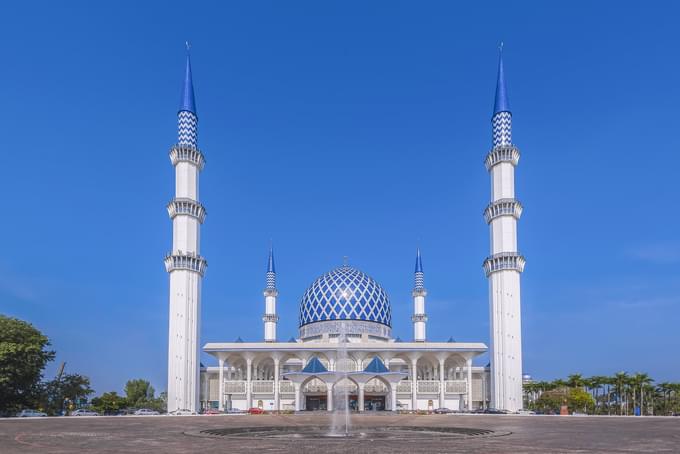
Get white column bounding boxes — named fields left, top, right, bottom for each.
left=466, top=357, right=473, bottom=411
left=273, top=357, right=280, bottom=411
left=218, top=358, right=225, bottom=411
left=438, top=358, right=445, bottom=409
left=358, top=383, right=365, bottom=412
left=327, top=385, right=334, bottom=412
left=294, top=383, right=301, bottom=411
left=246, top=357, right=253, bottom=409
left=391, top=384, right=398, bottom=411
left=411, top=358, right=418, bottom=411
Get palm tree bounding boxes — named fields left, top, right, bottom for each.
left=658, top=382, right=671, bottom=415
left=613, top=372, right=629, bottom=415
left=630, top=373, right=653, bottom=415
left=588, top=376, right=607, bottom=414
left=566, top=374, right=585, bottom=389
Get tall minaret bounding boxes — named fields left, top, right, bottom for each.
left=263, top=246, right=279, bottom=342
left=165, top=46, right=207, bottom=413
left=483, top=46, right=525, bottom=412
left=411, top=248, right=427, bottom=342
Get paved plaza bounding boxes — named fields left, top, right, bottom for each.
left=1, top=413, right=678, bottom=453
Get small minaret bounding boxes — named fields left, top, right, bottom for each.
left=263, top=246, right=279, bottom=342
left=411, top=248, right=427, bottom=342
left=483, top=46, right=525, bottom=412
left=165, top=45, right=207, bottom=413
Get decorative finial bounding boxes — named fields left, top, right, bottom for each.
left=185, top=41, right=191, bottom=53
left=342, top=256, right=349, bottom=267
left=499, top=41, right=504, bottom=52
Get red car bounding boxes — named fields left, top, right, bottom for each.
left=248, top=407, right=265, bottom=415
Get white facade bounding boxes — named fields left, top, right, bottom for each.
left=200, top=341, right=489, bottom=412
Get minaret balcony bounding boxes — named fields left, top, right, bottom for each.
left=483, top=198, right=523, bottom=224
left=484, top=145, right=520, bottom=170
left=164, top=251, right=207, bottom=276
left=411, top=289, right=427, bottom=298
left=263, top=289, right=279, bottom=297
left=483, top=252, right=525, bottom=276
left=411, top=314, right=428, bottom=323
left=169, top=144, right=206, bottom=170
left=167, top=198, right=207, bottom=223
left=262, top=314, right=280, bottom=323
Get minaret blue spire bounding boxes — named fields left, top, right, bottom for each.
left=177, top=43, right=198, bottom=147
left=493, top=44, right=510, bottom=116
left=491, top=44, right=512, bottom=148
left=414, top=248, right=424, bottom=290
left=266, top=245, right=276, bottom=290
left=179, top=43, right=197, bottom=115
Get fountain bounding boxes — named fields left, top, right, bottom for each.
left=329, top=321, right=351, bottom=437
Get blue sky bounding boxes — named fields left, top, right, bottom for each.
left=1, top=1, right=679, bottom=394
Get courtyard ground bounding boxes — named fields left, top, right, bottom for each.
left=0, top=413, right=678, bottom=453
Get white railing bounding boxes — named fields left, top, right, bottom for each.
left=396, top=381, right=412, bottom=394
left=279, top=381, right=295, bottom=394
left=363, top=383, right=388, bottom=393
left=251, top=381, right=274, bottom=394
left=445, top=380, right=467, bottom=394
left=224, top=381, right=246, bottom=394
left=304, top=383, right=328, bottom=393
left=416, top=380, right=440, bottom=394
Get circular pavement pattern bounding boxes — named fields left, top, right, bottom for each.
left=194, top=425, right=509, bottom=440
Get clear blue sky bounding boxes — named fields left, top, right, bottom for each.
left=1, top=1, right=679, bottom=394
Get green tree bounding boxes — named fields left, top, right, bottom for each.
left=0, top=315, right=55, bottom=413
left=91, top=392, right=127, bottom=415
left=534, top=389, right=567, bottom=414
left=124, top=379, right=155, bottom=406
left=567, top=388, right=595, bottom=413
left=42, top=373, right=93, bottom=415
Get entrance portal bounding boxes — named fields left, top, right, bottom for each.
left=364, top=395, right=386, bottom=411
left=305, top=396, right=327, bottom=411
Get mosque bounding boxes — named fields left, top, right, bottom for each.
left=164, top=47, right=525, bottom=413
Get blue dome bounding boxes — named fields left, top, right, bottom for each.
left=299, top=266, right=391, bottom=327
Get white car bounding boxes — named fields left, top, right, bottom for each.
left=134, top=408, right=160, bottom=416
left=71, top=409, right=99, bottom=416
left=16, top=409, right=47, bottom=417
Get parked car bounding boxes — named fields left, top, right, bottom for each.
left=248, top=407, right=265, bottom=415
left=434, top=408, right=451, bottom=414
left=201, top=408, right=222, bottom=415
left=483, top=408, right=510, bottom=414
left=134, top=409, right=160, bottom=416
left=71, top=409, right=99, bottom=416
left=168, top=409, right=194, bottom=416
left=16, top=409, right=47, bottom=417
left=517, top=409, right=536, bottom=415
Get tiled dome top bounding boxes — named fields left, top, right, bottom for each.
left=299, top=265, right=391, bottom=327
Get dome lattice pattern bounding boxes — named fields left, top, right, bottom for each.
left=299, top=266, right=391, bottom=327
